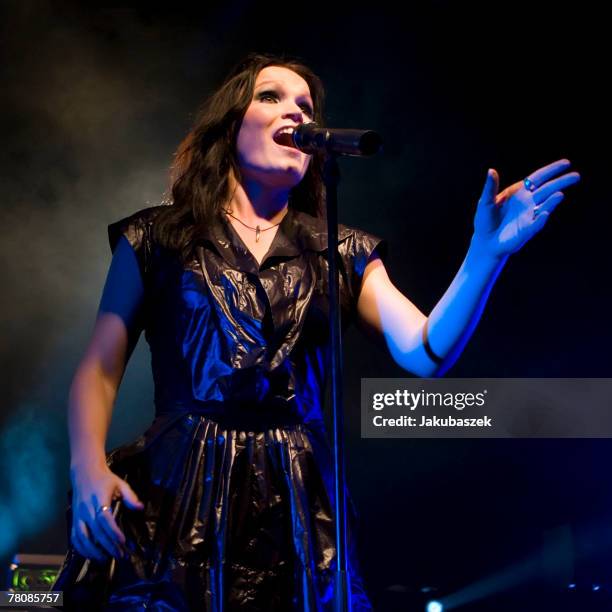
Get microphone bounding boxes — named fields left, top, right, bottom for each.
left=292, top=123, right=383, bottom=157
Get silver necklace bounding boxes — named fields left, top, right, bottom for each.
left=223, top=208, right=287, bottom=242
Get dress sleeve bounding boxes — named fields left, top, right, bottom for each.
left=338, top=227, right=388, bottom=314
left=98, top=236, right=145, bottom=339
left=107, top=207, right=158, bottom=284
left=99, top=206, right=163, bottom=342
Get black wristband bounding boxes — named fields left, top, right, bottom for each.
left=422, top=318, right=444, bottom=365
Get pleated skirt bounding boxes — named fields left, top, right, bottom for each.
left=52, top=411, right=373, bottom=611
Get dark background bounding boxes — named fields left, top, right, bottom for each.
left=1, top=1, right=610, bottom=609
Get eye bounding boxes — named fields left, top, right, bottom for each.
left=257, top=90, right=279, bottom=102
left=300, top=104, right=314, bottom=118
left=257, top=90, right=314, bottom=117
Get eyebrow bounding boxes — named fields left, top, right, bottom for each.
left=255, top=80, right=313, bottom=102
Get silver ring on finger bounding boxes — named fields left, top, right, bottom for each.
left=524, top=177, right=537, bottom=192
left=96, top=505, right=111, bottom=516
left=533, top=205, right=542, bottom=219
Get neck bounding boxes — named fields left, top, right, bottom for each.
left=226, top=175, right=290, bottom=226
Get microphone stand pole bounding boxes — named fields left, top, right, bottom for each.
left=323, top=151, right=349, bottom=612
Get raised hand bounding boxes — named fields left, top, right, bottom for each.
left=70, top=463, right=144, bottom=563
left=472, top=159, right=581, bottom=258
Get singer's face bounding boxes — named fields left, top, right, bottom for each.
left=235, top=66, right=314, bottom=189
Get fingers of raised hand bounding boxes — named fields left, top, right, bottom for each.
left=535, top=191, right=565, bottom=218
left=495, top=179, right=524, bottom=207
left=479, top=169, right=499, bottom=206
left=527, top=158, right=573, bottom=187
left=529, top=208, right=551, bottom=236
left=532, top=172, right=580, bottom=205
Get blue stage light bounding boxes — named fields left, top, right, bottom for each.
left=426, top=601, right=443, bottom=612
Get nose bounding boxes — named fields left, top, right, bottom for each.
left=283, top=104, right=308, bottom=124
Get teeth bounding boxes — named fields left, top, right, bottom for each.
left=273, top=126, right=297, bottom=149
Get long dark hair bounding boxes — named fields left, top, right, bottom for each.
left=153, top=52, right=327, bottom=261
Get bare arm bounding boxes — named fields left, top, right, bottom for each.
left=356, top=245, right=505, bottom=377
left=357, top=160, right=580, bottom=377
left=68, top=312, right=130, bottom=474
left=68, top=235, right=145, bottom=561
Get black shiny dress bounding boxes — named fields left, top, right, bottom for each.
left=52, top=204, right=385, bottom=611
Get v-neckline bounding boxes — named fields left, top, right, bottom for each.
left=201, top=208, right=341, bottom=276
left=220, top=209, right=291, bottom=271
left=226, top=221, right=276, bottom=268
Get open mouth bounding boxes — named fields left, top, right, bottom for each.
left=272, top=131, right=296, bottom=149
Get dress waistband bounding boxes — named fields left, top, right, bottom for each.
left=154, top=397, right=308, bottom=430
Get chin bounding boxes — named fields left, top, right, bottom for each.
left=264, top=166, right=307, bottom=187
left=241, top=158, right=308, bottom=187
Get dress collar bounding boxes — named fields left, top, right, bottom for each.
left=197, top=207, right=354, bottom=272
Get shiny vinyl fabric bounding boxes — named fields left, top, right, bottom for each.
left=53, top=205, right=385, bottom=611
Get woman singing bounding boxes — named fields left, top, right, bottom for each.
left=52, top=52, right=580, bottom=610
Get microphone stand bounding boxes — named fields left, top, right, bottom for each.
left=323, top=151, right=349, bottom=612
left=297, top=123, right=381, bottom=611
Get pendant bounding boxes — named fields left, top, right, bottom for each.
left=255, top=225, right=261, bottom=242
